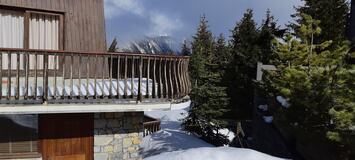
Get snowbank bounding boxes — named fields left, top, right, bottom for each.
left=142, top=108, right=213, bottom=158
left=145, top=147, right=286, bottom=160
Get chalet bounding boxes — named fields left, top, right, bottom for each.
left=0, top=0, right=191, bottom=160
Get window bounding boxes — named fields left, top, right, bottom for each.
left=0, top=115, right=38, bottom=157
left=0, top=8, right=63, bottom=70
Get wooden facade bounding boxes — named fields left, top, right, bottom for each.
left=0, top=0, right=107, bottom=52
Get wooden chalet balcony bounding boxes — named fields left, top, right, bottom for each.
left=0, top=48, right=191, bottom=105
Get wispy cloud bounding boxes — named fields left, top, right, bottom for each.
left=104, top=0, right=183, bottom=37
left=105, top=0, right=144, bottom=18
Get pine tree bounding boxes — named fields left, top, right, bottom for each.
left=215, top=34, right=230, bottom=72
left=264, top=14, right=354, bottom=159
left=181, top=40, right=191, bottom=56
left=228, top=9, right=260, bottom=119
left=258, top=10, right=284, bottom=64
left=291, top=0, right=349, bottom=44
left=183, top=16, right=230, bottom=146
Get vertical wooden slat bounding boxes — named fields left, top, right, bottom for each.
left=7, top=52, right=11, bottom=99
left=138, top=56, right=143, bottom=101
left=158, top=58, right=163, bottom=98
left=109, top=54, right=113, bottom=97
left=16, top=52, right=20, bottom=99
left=146, top=57, right=150, bottom=98
left=164, top=58, right=168, bottom=98
left=62, top=54, right=65, bottom=98
left=116, top=55, right=120, bottom=98
left=43, top=53, right=48, bottom=101
left=177, top=59, right=183, bottom=97
left=54, top=53, right=57, bottom=99
left=124, top=56, right=128, bottom=98
left=34, top=54, right=38, bottom=99
left=173, top=58, right=179, bottom=98
left=152, top=58, right=156, bottom=98
left=101, top=56, right=105, bottom=97
left=94, top=55, right=98, bottom=98
left=78, top=54, right=82, bottom=98
left=86, top=56, right=90, bottom=98
left=185, top=60, right=190, bottom=95
left=24, top=53, right=29, bottom=99
left=70, top=53, right=74, bottom=98
left=131, top=56, right=134, bottom=98
left=169, top=58, right=174, bottom=99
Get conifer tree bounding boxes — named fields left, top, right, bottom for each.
left=215, top=34, right=230, bottom=72
left=258, top=10, right=284, bottom=64
left=181, top=40, right=191, bottom=56
left=264, top=14, right=354, bottom=159
left=228, top=9, right=260, bottom=118
left=183, top=16, right=229, bottom=146
left=291, top=0, right=349, bottom=44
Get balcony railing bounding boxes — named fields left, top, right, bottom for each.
left=0, top=48, right=191, bottom=104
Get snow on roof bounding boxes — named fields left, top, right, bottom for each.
left=144, top=147, right=287, bottom=160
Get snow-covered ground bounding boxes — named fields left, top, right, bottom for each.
left=141, top=104, right=214, bottom=158
left=145, top=147, right=286, bottom=160
left=141, top=101, right=286, bottom=160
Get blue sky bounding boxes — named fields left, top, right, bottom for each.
left=104, top=0, right=303, bottom=46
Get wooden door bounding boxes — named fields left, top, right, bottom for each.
left=39, top=114, right=93, bottom=160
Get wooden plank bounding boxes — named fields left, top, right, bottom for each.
left=146, top=57, right=150, bottom=98
left=7, top=52, right=11, bottom=99
left=152, top=58, right=156, bottom=98
left=86, top=55, right=90, bottom=98
left=109, top=54, right=113, bottom=97
left=138, top=56, right=143, bottom=101
left=173, top=58, right=179, bottom=98
left=53, top=53, right=57, bottom=99
left=78, top=55, right=82, bottom=97
left=116, top=55, right=120, bottom=98
left=164, top=58, right=168, bottom=98
left=34, top=54, right=38, bottom=99
left=158, top=58, right=163, bottom=98
left=61, top=54, right=65, bottom=99
left=130, top=56, right=134, bottom=98
left=16, top=52, right=20, bottom=99
left=24, top=53, right=29, bottom=99
left=169, top=58, right=174, bottom=99
left=43, top=53, right=48, bottom=101
left=124, top=56, right=128, bottom=98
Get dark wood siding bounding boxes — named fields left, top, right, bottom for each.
left=0, top=0, right=107, bottom=52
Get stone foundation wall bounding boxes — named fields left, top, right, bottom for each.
left=94, top=112, right=143, bottom=160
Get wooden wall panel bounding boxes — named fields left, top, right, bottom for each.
left=0, top=0, right=107, bottom=52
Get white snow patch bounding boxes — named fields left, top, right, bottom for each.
left=145, top=147, right=286, bottom=160
left=276, top=96, right=290, bottom=108
left=218, top=128, right=235, bottom=142
left=263, top=116, right=274, bottom=123
left=258, top=104, right=268, bottom=111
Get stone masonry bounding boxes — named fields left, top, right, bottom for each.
left=94, top=112, right=144, bottom=160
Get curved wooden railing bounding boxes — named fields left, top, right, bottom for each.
left=0, top=48, right=191, bottom=104
left=143, top=115, right=161, bottom=137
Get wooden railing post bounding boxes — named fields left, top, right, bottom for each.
left=43, top=53, right=49, bottom=101
left=138, top=55, right=143, bottom=102
left=16, top=52, right=20, bottom=100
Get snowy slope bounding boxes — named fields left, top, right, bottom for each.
left=141, top=108, right=213, bottom=158
left=142, top=104, right=285, bottom=160
left=145, top=147, right=286, bottom=160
